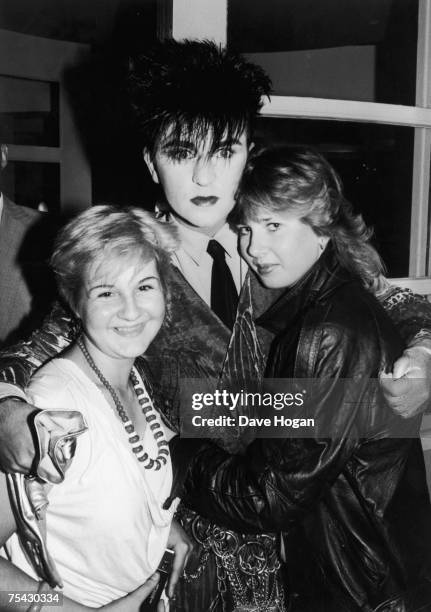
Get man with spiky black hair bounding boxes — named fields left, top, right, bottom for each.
left=128, top=39, right=268, bottom=156
left=129, top=39, right=271, bottom=323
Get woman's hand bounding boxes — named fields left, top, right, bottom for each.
left=166, top=519, right=193, bottom=597
left=100, top=573, right=165, bottom=611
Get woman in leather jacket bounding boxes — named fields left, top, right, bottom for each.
left=179, top=148, right=431, bottom=611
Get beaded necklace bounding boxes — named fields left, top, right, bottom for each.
left=77, top=337, right=169, bottom=470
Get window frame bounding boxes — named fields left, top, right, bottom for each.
left=0, top=28, right=91, bottom=214
left=259, top=0, right=431, bottom=282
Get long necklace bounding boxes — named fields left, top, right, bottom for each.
left=77, top=337, right=169, bottom=471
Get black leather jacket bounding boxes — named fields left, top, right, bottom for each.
left=182, top=247, right=431, bottom=611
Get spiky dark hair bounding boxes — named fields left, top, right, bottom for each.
left=127, top=39, right=271, bottom=155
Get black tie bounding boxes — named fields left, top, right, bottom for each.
left=207, top=239, right=238, bottom=330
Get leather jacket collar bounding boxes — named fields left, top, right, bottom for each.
left=256, top=244, right=355, bottom=335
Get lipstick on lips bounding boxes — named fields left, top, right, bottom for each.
left=190, top=196, right=219, bottom=206
left=255, top=263, right=278, bottom=276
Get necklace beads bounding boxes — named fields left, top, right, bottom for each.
left=77, top=337, right=169, bottom=470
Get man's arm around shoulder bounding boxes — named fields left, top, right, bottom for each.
left=0, top=301, right=76, bottom=472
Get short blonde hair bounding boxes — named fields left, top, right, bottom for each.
left=51, top=205, right=178, bottom=313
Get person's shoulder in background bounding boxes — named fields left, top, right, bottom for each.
left=0, top=197, right=59, bottom=346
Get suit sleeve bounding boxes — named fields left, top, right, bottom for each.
left=0, top=301, right=77, bottom=392
left=377, top=279, right=431, bottom=344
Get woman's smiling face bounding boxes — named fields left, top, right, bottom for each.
left=77, top=255, right=165, bottom=362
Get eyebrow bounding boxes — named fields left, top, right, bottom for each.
left=138, top=275, right=159, bottom=283
left=212, top=138, right=242, bottom=151
left=222, top=138, right=242, bottom=147
left=255, top=216, right=273, bottom=223
left=215, top=138, right=242, bottom=147
left=88, top=276, right=159, bottom=292
left=160, top=137, right=242, bottom=152
left=160, top=139, right=196, bottom=151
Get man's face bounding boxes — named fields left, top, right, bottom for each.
left=144, top=130, right=250, bottom=235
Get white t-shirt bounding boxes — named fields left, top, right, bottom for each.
left=3, top=358, right=176, bottom=607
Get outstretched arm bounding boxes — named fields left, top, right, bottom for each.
left=377, top=280, right=431, bottom=418
left=0, top=301, right=76, bottom=473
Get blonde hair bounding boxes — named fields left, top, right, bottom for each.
left=51, top=205, right=178, bottom=313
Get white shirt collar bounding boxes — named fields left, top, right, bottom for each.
left=164, top=213, right=239, bottom=265
left=211, top=222, right=239, bottom=260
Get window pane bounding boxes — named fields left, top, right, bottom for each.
left=0, top=75, right=59, bottom=146
left=3, top=161, right=60, bottom=214
left=255, top=118, right=413, bottom=277
left=230, top=0, right=418, bottom=105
